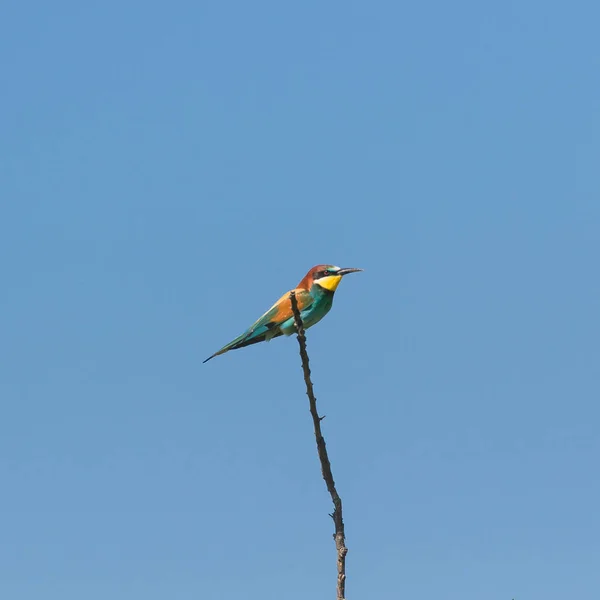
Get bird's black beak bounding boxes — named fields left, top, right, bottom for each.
left=337, top=267, right=363, bottom=276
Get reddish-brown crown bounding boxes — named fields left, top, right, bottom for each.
left=297, top=265, right=335, bottom=290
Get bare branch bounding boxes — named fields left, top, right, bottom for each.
left=289, top=291, right=348, bottom=600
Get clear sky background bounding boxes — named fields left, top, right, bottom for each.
left=1, top=1, right=599, bottom=599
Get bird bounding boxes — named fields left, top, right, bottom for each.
left=203, top=264, right=363, bottom=362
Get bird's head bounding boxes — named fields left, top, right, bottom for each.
left=299, top=264, right=363, bottom=292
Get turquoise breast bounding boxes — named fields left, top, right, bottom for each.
left=280, top=288, right=334, bottom=335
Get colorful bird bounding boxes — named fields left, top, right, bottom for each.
left=203, top=264, right=363, bottom=362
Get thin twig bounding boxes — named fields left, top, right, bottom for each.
left=289, top=291, right=348, bottom=600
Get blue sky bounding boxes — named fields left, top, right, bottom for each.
left=1, top=1, right=599, bottom=598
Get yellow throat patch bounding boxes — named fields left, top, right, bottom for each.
left=316, top=274, right=342, bottom=292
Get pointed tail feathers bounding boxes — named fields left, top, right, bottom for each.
left=203, top=325, right=282, bottom=363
